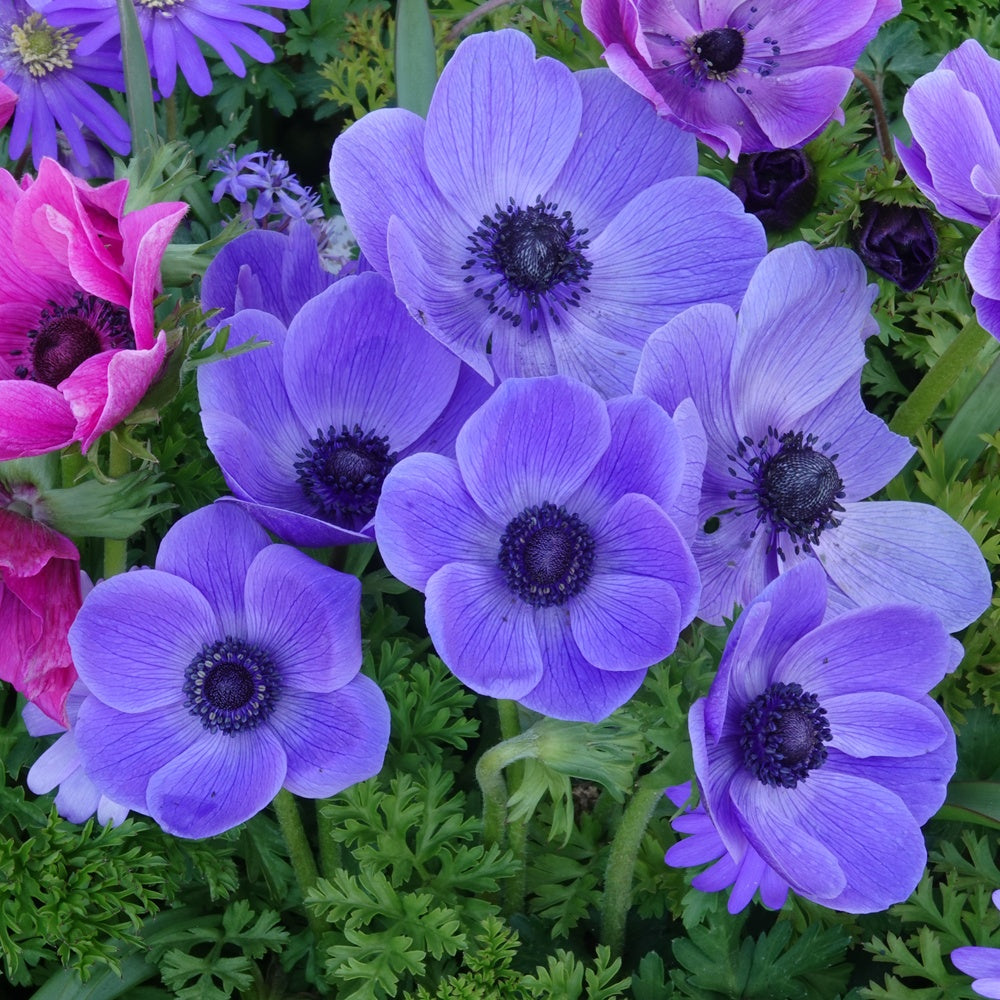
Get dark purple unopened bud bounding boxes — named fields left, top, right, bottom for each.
left=852, top=202, right=938, bottom=292
left=730, top=149, right=818, bottom=231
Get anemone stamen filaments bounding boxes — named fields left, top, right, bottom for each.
left=740, top=680, right=832, bottom=788
left=463, top=196, right=592, bottom=332
left=722, top=428, right=845, bottom=558
left=15, top=292, right=135, bottom=386
left=498, top=501, right=595, bottom=607
left=6, top=12, right=78, bottom=77
left=184, top=636, right=280, bottom=735
left=294, top=423, right=396, bottom=523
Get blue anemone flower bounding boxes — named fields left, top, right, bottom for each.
left=69, top=502, right=390, bottom=839
left=0, top=0, right=129, bottom=168
left=39, top=0, right=307, bottom=97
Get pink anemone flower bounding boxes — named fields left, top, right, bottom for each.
left=0, top=157, right=187, bottom=458
left=0, top=482, right=81, bottom=726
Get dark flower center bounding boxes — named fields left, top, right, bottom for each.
left=13, top=292, right=135, bottom=387
left=294, top=423, right=396, bottom=523
left=740, top=681, right=832, bottom=788
left=463, top=197, right=592, bottom=332
left=498, top=501, right=595, bottom=607
left=693, top=27, right=745, bottom=76
left=725, top=429, right=845, bottom=557
left=184, top=636, right=280, bottom=735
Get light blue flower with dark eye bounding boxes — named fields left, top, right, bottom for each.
left=69, top=503, right=390, bottom=840
left=667, top=561, right=960, bottom=914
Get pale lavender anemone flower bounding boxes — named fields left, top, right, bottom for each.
left=23, top=677, right=129, bottom=827
left=198, top=271, right=493, bottom=548
left=953, top=893, right=1000, bottom=999
left=666, top=562, right=959, bottom=913
left=200, top=222, right=337, bottom=331
left=374, top=375, right=704, bottom=722
left=39, top=0, right=307, bottom=98
left=0, top=1, right=129, bottom=168
left=330, top=28, right=765, bottom=398
left=69, top=503, right=390, bottom=840
left=582, top=0, right=900, bottom=159
left=897, top=40, right=1000, bottom=338
left=634, top=241, right=992, bottom=631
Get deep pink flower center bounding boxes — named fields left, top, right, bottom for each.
left=13, top=292, right=134, bottom=387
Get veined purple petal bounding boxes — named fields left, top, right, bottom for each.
left=424, top=561, right=543, bottom=698
left=243, top=545, right=361, bottom=694
left=374, top=453, right=498, bottom=592
left=814, top=500, right=992, bottom=632
left=455, top=376, right=610, bottom=524
left=823, top=692, right=948, bottom=758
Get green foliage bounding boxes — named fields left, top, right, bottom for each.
left=153, top=900, right=288, bottom=1000
left=308, top=763, right=518, bottom=998
left=0, top=812, right=169, bottom=985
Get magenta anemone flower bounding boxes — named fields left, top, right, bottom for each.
left=634, top=241, right=992, bottom=631
left=582, top=0, right=901, bottom=159
left=666, top=562, right=959, bottom=913
left=0, top=476, right=80, bottom=726
left=69, top=502, right=390, bottom=839
left=23, top=677, right=129, bottom=827
left=41, top=0, right=308, bottom=98
left=198, top=269, right=493, bottom=548
left=953, top=892, right=1000, bottom=999
left=0, top=158, right=187, bottom=458
left=897, top=39, right=1000, bottom=338
left=374, top=375, right=704, bottom=722
left=0, top=0, right=129, bottom=168
left=331, top=28, right=765, bottom=398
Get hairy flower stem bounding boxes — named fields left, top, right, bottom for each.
left=477, top=716, right=539, bottom=854
left=497, top=700, right=529, bottom=914
left=273, top=789, right=328, bottom=949
left=890, top=315, right=991, bottom=439
left=853, top=69, right=893, bottom=165
left=601, top=783, right=664, bottom=955
left=102, top=436, right=131, bottom=578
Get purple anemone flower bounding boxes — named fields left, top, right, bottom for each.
left=199, top=222, right=337, bottom=331
left=582, top=0, right=901, bottom=159
left=897, top=40, right=1000, bottom=338
left=23, top=677, right=129, bottom=827
left=69, top=502, right=390, bottom=840
left=666, top=561, right=959, bottom=913
left=634, top=241, right=992, bottom=631
left=374, top=375, right=704, bottom=722
left=0, top=1, right=129, bottom=168
left=953, top=892, right=1000, bottom=999
left=330, top=28, right=765, bottom=398
left=39, top=0, right=307, bottom=98
left=198, top=271, right=493, bottom=548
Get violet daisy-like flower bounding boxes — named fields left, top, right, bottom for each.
left=897, top=39, right=1000, bottom=337
left=374, top=375, right=704, bottom=722
left=40, top=0, right=307, bottom=98
left=953, top=892, right=1000, bottom=999
left=634, top=241, right=992, bottom=631
left=68, top=502, right=390, bottom=839
left=330, top=28, right=765, bottom=398
left=23, top=678, right=129, bottom=827
left=582, top=0, right=900, bottom=159
left=666, top=561, right=959, bottom=913
left=198, top=269, right=493, bottom=548
left=0, top=0, right=129, bottom=168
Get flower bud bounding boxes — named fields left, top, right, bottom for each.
left=852, top=201, right=938, bottom=292
left=730, top=149, right=818, bottom=231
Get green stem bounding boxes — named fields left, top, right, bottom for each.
left=601, top=784, right=664, bottom=956
left=102, top=436, right=131, bottom=579
left=889, top=315, right=991, bottom=439
left=59, top=446, right=85, bottom=490
left=273, top=789, right=327, bottom=947
left=496, top=701, right=528, bottom=915
left=476, top=724, right=539, bottom=850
